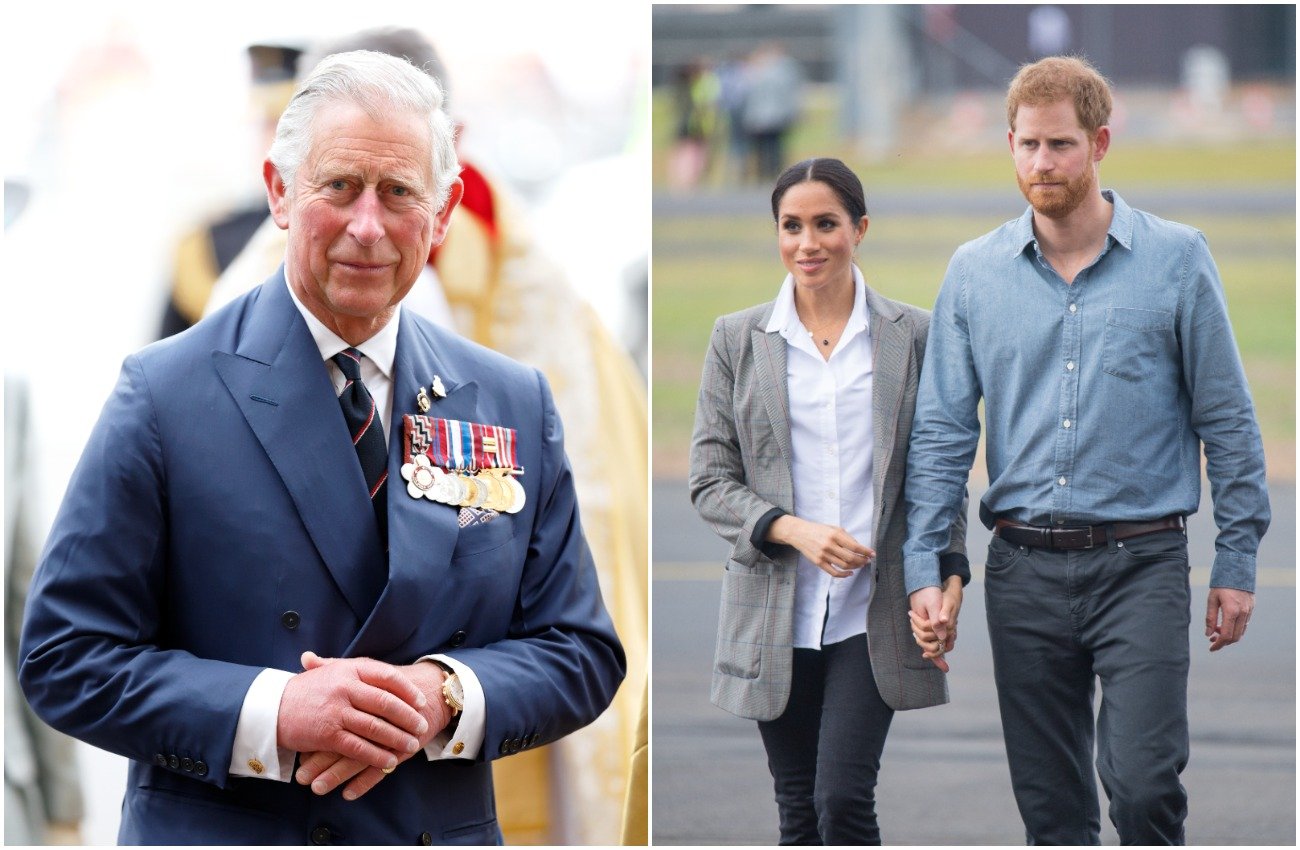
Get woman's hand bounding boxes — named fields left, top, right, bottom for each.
left=908, top=575, right=963, bottom=670
left=767, top=515, right=874, bottom=578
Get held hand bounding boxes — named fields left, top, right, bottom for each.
left=1206, top=587, right=1254, bottom=651
left=918, top=576, right=963, bottom=648
left=769, top=515, right=874, bottom=578
left=276, top=652, right=429, bottom=775
left=907, top=585, right=949, bottom=672
left=295, top=658, right=451, bottom=800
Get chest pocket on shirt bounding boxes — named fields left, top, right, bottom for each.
left=1102, top=307, right=1174, bottom=382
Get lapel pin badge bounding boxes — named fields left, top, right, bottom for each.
left=431, top=375, right=447, bottom=399
left=416, top=387, right=431, bottom=413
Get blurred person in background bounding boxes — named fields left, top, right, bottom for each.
left=156, top=43, right=302, bottom=340
left=689, top=157, right=969, bottom=845
left=668, top=58, right=721, bottom=189
left=6, top=373, right=84, bottom=846
left=19, top=49, right=624, bottom=845
left=202, top=26, right=649, bottom=846
left=903, top=56, right=1268, bottom=845
left=717, top=51, right=752, bottom=184
left=740, top=43, right=804, bottom=182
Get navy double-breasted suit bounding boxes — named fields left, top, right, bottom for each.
left=18, top=270, right=625, bottom=844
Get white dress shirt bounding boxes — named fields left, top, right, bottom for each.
left=765, top=265, right=875, bottom=649
left=228, top=276, right=485, bottom=781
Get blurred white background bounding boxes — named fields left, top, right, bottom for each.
left=2, top=2, right=647, bottom=843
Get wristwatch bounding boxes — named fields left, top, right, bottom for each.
left=439, top=667, right=463, bottom=716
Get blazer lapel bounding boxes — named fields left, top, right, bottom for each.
left=751, top=320, right=794, bottom=474
left=348, top=314, right=473, bottom=659
left=866, top=288, right=910, bottom=533
left=212, top=270, right=387, bottom=623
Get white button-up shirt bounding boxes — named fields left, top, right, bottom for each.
left=766, top=265, right=875, bottom=649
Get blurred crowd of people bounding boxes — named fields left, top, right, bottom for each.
left=668, top=43, right=805, bottom=189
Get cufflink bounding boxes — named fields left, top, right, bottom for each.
left=247, top=758, right=265, bottom=775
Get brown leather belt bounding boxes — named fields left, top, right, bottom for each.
left=993, top=515, right=1184, bottom=550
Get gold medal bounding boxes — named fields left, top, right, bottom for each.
left=456, top=475, right=477, bottom=508
left=501, top=471, right=526, bottom=514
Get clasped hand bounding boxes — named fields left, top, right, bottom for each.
left=277, top=651, right=451, bottom=801
left=907, top=577, right=963, bottom=673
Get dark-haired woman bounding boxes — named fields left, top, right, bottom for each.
left=689, top=157, right=969, bottom=844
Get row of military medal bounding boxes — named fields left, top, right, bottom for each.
left=401, top=456, right=526, bottom=514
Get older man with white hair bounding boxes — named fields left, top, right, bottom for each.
left=19, top=50, right=624, bottom=845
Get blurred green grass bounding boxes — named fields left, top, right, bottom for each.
left=653, top=87, right=1294, bottom=477
left=652, top=86, right=1297, bottom=189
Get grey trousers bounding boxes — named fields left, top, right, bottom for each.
left=756, top=633, right=895, bottom=845
left=984, top=529, right=1191, bottom=845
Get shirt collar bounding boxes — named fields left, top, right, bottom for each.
left=1012, top=189, right=1133, bottom=258
left=285, top=277, right=400, bottom=380
left=764, top=264, right=872, bottom=339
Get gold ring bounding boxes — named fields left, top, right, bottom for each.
left=381, top=766, right=395, bottom=775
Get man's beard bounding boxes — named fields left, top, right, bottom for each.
left=1018, top=149, right=1096, bottom=219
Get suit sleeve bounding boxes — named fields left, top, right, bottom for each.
left=688, top=317, right=786, bottom=567
left=18, top=357, right=263, bottom=788
left=441, top=370, right=626, bottom=760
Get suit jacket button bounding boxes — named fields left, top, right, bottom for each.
left=310, top=826, right=332, bottom=845
left=181, top=757, right=195, bottom=772
left=498, top=739, right=510, bottom=756
left=195, top=761, right=208, bottom=777
left=449, top=630, right=467, bottom=647
left=153, top=753, right=167, bottom=767
left=529, top=733, right=540, bottom=747
left=167, top=755, right=180, bottom=769
left=420, top=832, right=433, bottom=845
left=281, top=611, right=300, bottom=630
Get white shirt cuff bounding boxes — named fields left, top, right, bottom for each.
left=420, top=654, right=484, bottom=760
left=229, top=668, right=296, bottom=781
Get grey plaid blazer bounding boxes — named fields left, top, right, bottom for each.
left=689, top=286, right=967, bottom=720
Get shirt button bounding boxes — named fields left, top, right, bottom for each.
left=1063, top=419, right=1072, bottom=428
left=1069, top=303, right=1077, bottom=313
left=1058, top=477, right=1067, bottom=486
left=1066, top=361, right=1075, bottom=371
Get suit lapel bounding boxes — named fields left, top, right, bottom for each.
left=212, top=271, right=387, bottom=623
left=866, top=288, right=909, bottom=533
left=751, top=323, right=794, bottom=474
left=348, top=313, right=473, bottom=658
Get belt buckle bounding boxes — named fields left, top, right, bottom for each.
left=1051, top=525, right=1094, bottom=549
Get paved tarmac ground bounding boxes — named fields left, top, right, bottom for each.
left=652, top=479, right=1296, bottom=846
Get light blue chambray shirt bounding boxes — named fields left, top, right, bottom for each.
left=903, top=191, right=1269, bottom=594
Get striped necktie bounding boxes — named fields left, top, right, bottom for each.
left=331, top=348, right=388, bottom=545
